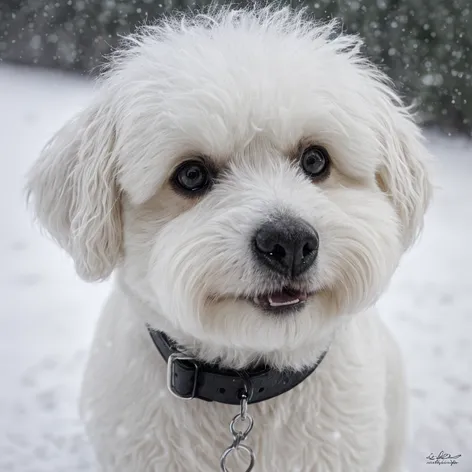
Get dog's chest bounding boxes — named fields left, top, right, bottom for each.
left=116, top=349, right=386, bottom=472
left=122, top=364, right=386, bottom=472
left=85, top=355, right=387, bottom=472
left=166, top=366, right=386, bottom=472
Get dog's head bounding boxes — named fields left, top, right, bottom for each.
left=27, top=8, right=431, bottom=368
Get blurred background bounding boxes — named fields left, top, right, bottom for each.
left=1, top=0, right=471, bottom=135
left=0, top=1, right=470, bottom=472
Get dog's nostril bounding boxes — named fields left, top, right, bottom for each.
left=218, top=388, right=226, bottom=394
left=302, top=241, right=315, bottom=258
left=255, top=230, right=277, bottom=255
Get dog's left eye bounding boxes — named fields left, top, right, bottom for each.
left=172, top=160, right=212, bottom=195
left=300, top=145, right=330, bottom=180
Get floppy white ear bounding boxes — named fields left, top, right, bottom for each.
left=26, top=99, right=122, bottom=281
left=373, top=87, right=433, bottom=249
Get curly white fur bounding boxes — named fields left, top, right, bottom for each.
left=26, top=6, right=432, bottom=472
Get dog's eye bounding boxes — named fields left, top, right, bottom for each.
left=300, top=146, right=330, bottom=180
left=172, top=160, right=211, bottom=195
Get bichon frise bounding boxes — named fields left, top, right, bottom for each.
left=27, top=6, right=432, bottom=472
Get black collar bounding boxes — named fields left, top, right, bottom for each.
left=148, top=328, right=328, bottom=405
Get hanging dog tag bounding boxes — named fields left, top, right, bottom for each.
left=220, top=442, right=255, bottom=472
left=219, top=393, right=255, bottom=472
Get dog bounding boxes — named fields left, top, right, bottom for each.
left=26, top=6, right=432, bottom=472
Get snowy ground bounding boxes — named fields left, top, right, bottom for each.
left=0, top=64, right=471, bottom=472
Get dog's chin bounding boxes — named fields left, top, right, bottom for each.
left=195, top=289, right=328, bottom=352
left=176, top=290, right=336, bottom=370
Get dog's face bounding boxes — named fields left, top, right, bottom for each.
left=27, top=8, right=432, bottom=368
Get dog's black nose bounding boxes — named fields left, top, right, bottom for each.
left=253, top=216, right=319, bottom=277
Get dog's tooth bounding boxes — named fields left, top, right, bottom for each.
left=268, top=296, right=300, bottom=307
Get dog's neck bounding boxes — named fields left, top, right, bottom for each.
left=117, top=276, right=335, bottom=371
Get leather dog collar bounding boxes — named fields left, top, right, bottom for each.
left=148, top=327, right=328, bottom=405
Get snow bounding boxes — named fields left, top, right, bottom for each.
left=0, top=64, right=471, bottom=471
left=0, top=65, right=107, bottom=472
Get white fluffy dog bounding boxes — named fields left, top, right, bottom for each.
left=27, top=6, right=432, bottom=472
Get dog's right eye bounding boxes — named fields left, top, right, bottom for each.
left=172, top=160, right=212, bottom=196
left=300, top=145, right=330, bottom=181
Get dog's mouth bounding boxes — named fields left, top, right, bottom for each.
left=210, top=286, right=314, bottom=315
left=250, top=287, right=311, bottom=314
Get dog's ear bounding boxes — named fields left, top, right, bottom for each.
left=26, top=98, right=122, bottom=281
left=372, top=85, right=433, bottom=249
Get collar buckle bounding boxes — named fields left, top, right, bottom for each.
left=166, top=353, right=199, bottom=400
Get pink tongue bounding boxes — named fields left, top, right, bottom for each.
left=269, top=289, right=307, bottom=304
